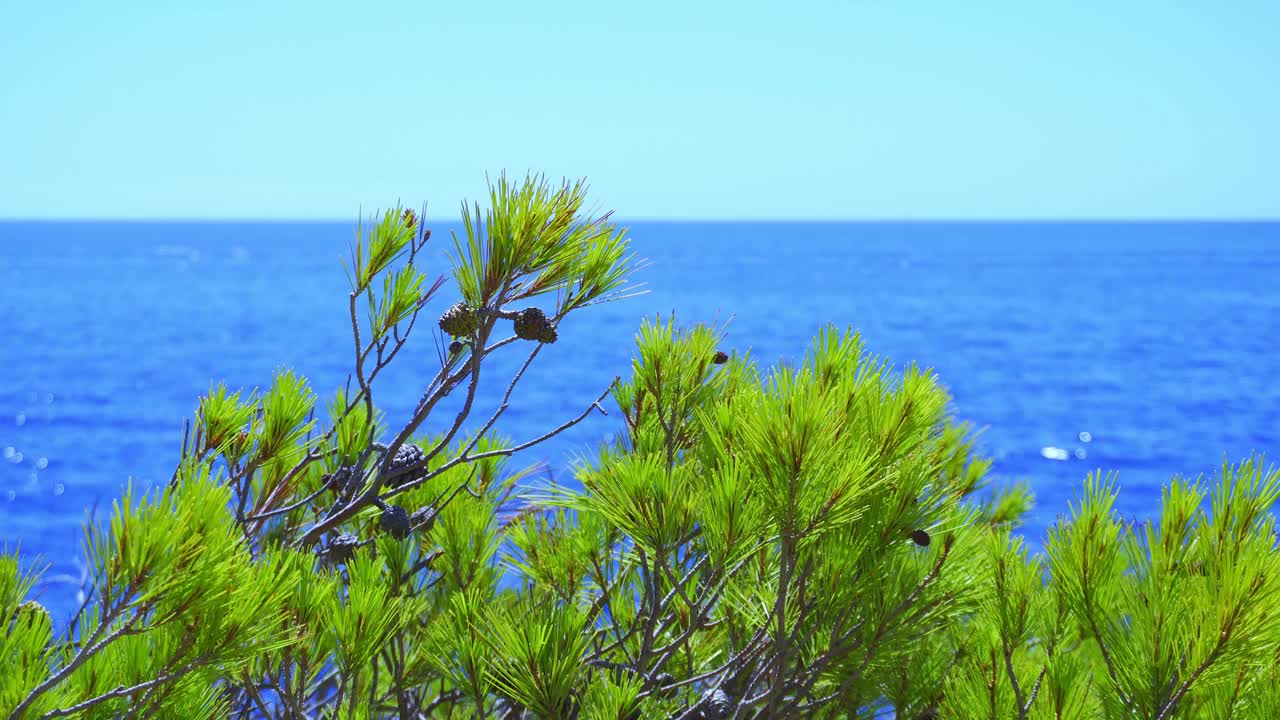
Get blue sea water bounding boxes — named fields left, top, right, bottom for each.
left=2, top=220, right=1278, bottom=622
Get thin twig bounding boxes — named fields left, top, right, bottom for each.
left=10, top=601, right=148, bottom=719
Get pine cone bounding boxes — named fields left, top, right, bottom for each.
left=327, top=533, right=360, bottom=563
left=438, top=302, right=480, bottom=337
left=388, top=443, right=426, bottom=488
left=513, top=307, right=555, bottom=343
left=699, top=688, right=733, bottom=720
left=911, top=529, right=932, bottom=547
left=9, top=600, right=52, bottom=649
left=401, top=208, right=417, bottom=229
left=324, top=465, right=361, bottom=495
left=411, top=506, right=437, bottom=533
left=11, top=600, right=51, bottom=631
left=380, top=505, right=412, bottom=538
left=448, top=339, right=466, bottom=355
left=650, top=672, right=677, bottom=699
left=712, top=351, right=729, bottom=365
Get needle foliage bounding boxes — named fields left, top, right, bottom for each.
left=3, top=174, right=1278, bottom=719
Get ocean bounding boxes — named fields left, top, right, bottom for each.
left=2, top=220, right=1278, bottom=622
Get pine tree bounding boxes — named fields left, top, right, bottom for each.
left=3, top=173, right=1278, bottom=719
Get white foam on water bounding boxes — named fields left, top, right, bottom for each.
left=1040, top=446, right=1070, bottom=461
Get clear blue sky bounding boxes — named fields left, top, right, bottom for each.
left=2, top=1, right=1277, bottom=220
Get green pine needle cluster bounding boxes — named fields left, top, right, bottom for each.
left=3, top=173, right=1278, bottom=719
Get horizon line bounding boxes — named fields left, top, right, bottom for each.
left=3, top=216, right=1280, bottom=224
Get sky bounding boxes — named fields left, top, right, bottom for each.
left=1, top=1, right=1278, bottom=220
